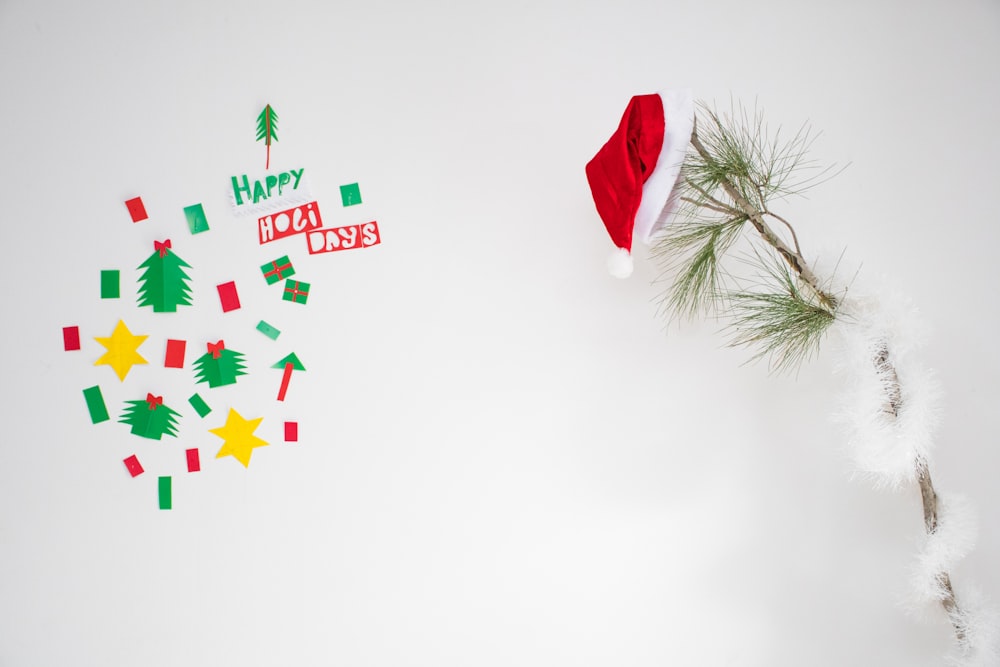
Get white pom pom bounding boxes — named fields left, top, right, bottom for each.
left=607, top=247, right=633, bottom=278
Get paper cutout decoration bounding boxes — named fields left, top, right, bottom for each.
left=306, top=221, right=381, bottom=254
left=256, top=320, right=280, bottom=340
left=188, top=393, right=211, bottom=417
left=272, top=352, right=305, bottom=402
left=282, top=280, right=309, bottom=304
left=119, top=393, right=180, bottom=440
left=101, top=270, right=120, bottom=299
left=94, top=319, right=148, bottom=381
left=184, top=203, right=209, bottom=234
left=186, top=448, right=200, bottom=472
left=192, top=340, right=247, bottom=388
left=83, top=385, right=110, bottom=423
left=231, top=169, right=309, bottom=216
left=211, top=408, right=269, bottom=467
left=123, top=455, right=144, bottom=477
left=216, top=281, right=241, bottom=312
left=125, top=197, right=148, bottom=223
left=284, top=421, right=298, bottom=442
left=260, top=256, right=295, bottom=284
left=137, top=239, right=193, bottom=312
left=257, top=201, right=322, bottom=244
left=158, top=476, right=172, bottom=510
left=164, top=339, right=186, bottom=368
left=340, top=182, right=362, bottom=206
left=256, top=104, right=278, bottom=170
left=63, top=326, right=81, bottom=351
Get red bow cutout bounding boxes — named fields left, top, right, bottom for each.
left=207, top=340, right=225, bottom=359
left=154, top=239, right=172, bottom=257
left=146, top=393, right=163, bottom=410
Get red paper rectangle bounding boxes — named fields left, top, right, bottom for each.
left=284, top=421, right=298, bottom=442
left=217, top=281, right=241, bottom=312
left=306, top=221, right=381, bottom=255
left=125, top=197, right=148, bottom=223
left=257, top=201, right=323, bottom=244
left=63, top=326, right=81, bottom=351
left=123, top=455, right=144, bottom=477
left=164, top=339, right=186, bottom=368
left=186, top=448, right=201, bottom=472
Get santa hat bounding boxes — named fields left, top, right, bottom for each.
left=585, top=89, right=694, bottom=278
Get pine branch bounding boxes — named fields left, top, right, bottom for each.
left=667, top=100, right=970, bottom=650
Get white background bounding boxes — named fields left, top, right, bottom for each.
left=1, top=1, right=999, bottom=665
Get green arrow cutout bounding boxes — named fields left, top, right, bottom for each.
left=273, top=353, right=305, bottom=401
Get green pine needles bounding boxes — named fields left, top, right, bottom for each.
left=655, top=102, right=843, bottom=372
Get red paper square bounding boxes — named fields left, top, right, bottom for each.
left=284, top=421, right=298, bottom=442
left=123, top=455, right=144, bottom=477
left=63, top=326, right=81, bottom=351
left=164, top=339, right=186, bottom=368
left=125, top=197, right=148, bottom=223
left=217, top=281, right=241, bottom=312
left=186, top=448, right=201, bottom=472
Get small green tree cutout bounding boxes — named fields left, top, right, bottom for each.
left=137, top=239, right=192, bottom=313
left=192, top=340, right=247, bottom=388
left=119, top=393, right=180, bottom=440
left=256, top=104, right=278, bottom=170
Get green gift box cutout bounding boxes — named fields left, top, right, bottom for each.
left=340, top=183, right=362, bottom=207
left=184, top=203, right=209, bottom=234
left=282, top=280, right=310, bottom=305
left=260, top=256, right=295, bottom=285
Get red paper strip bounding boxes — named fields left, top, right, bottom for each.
left=125, top=197, right=148, bottom=223
left=123, top=455, right=144, bottom=477
left=284, top=421, right=298, bottom=442
left=63, top=326, right=81, bottom=351
left=257, top=201, right=324, bottom=244
left=217, top=281, right=241, bottom=312
left=306, top=221, right=381, bottom=255
left=186, top=448, right=201, bottom=472
left=277, top=362, right=293, bottom=401
left=164, top=339, right=186, bottom=368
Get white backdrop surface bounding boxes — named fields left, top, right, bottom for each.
left=1, top=1, right=999, bottom=665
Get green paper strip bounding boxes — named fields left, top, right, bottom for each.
left=83, top=385, right=110, bottom=423
left=101, top=270, right=120, bottom=299
left=188, top=393, right=211, bottom=418
left=158, top=476, right=172, bottom=510
left=256, top=320, right=281, bottom=340
left=184, top=203, right=210, bottom=234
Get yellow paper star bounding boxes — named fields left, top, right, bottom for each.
left=211, top=408, right=269, bottom=468
left=94, top=319, right=149, bottom=381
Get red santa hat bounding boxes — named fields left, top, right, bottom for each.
left=585, top=89, right=694, bottom=278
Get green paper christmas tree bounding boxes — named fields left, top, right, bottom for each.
left=119, top=394, right=180, bottom=440
left=137, top=239, right=193, bottom=312
left=256, top=104, right=278, bottom=170
left=192, top=340, right=247, bottom=388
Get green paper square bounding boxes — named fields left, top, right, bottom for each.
left=158, top=476, right=172, bottom=510
left=183, top=203, right=209, bottom=234
left=100, top=270, right=120, bottom=299
left=260, top=256, right=295, bottom=285
left=188, top=393, right=211, bottom=418
left=256, top=320, right=281, bottom=340
left=83, top=385, right=109, bottom=424
left=340, top=182, right=362, bottom=207
left=282, top=280, right=310, bottom=304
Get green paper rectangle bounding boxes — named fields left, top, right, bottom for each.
left=188, top=393, right=211, bottom=418
left=256, top=320, right=281, bottom=340
left=100, top=270, right=120, bottom=299
left=158, top=476, right=172, bottom=510
left=339, top=182, right=362, bottom=207
left=83, top=385, right=109, bottom=423
left=282, top=280, right=310, bottom=304
left=184, top=203, right=209, bottom=234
